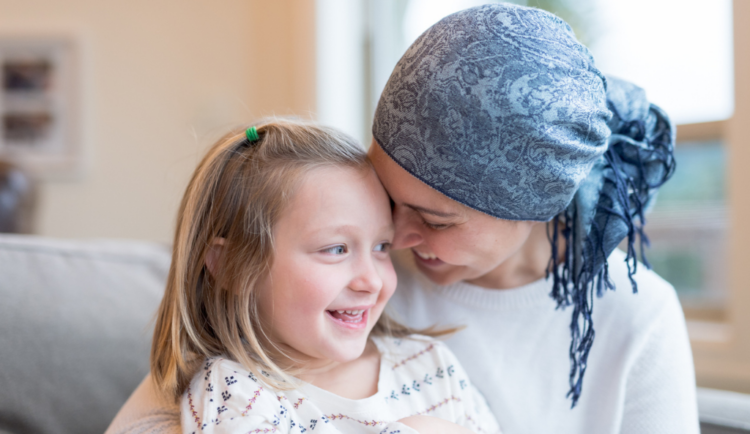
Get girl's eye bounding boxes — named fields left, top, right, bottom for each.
left=322, top=245, right=347, bottom=255
left=373, top=242, right=392, bottom=253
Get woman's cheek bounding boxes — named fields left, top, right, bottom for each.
left=433, top=232, right=465, bottom=263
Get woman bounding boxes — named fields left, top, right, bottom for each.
left=107, top=4, right=698, bottom=433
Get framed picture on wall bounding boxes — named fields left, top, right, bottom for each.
left=0, top=35, right=83, bottom=178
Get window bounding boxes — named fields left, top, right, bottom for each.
left=586, top=0, right=734, bottom=327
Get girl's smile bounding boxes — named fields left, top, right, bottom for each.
left=325, top=306, right=372, bottom=329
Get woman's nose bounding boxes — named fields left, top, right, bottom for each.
left=391, top=204, right=424, bottom=250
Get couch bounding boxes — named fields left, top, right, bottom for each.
left=0, top=234, right=170, bottom=434
left=1, top=234, right=749, bottom=434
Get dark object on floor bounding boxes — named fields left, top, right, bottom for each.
left=0, top=159, right=35, bottom=233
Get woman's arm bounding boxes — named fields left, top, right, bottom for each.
left=399, top=415, right=475, bottom=434
left=104, top=374, right=181, bottom=434
left=619, top=288, right=700, bottom=433
left=428, top=339, right=503, bottom=434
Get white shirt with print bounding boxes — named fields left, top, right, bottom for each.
left=180, top=335, right=501, bottom=434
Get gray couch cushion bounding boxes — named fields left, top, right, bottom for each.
left=0, top=235, right=170, bottom=434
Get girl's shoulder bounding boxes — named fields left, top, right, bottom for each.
left=198, top=357, right=275, bottom=387
left=374, top=335, right=477, bottom=411
left=373, top=334, right=461, bottom=373
left=185, top=357, right=281, bottom=407
left=182, top=357, right=294, bottom=433
left=373, top=333, right=444, bottom=353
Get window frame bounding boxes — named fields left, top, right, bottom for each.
left=688, top=0, right=750, bottom=394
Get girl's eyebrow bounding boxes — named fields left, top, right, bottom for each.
left=314, top=223, right=395, bottom=235
left=314, top=224, right=359, bottom=235
left=406, top=204, right=459, bottom=218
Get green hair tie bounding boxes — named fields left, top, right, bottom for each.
left=245, top=126, right=259, bottom=143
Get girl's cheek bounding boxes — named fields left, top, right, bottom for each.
left=303, top=269, right=346, bottom=300
left=381, top=266, right=398, bottom=300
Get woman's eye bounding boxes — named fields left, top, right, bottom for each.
left=422, top=220, right=450, bottom=230
left=374, top=242, right=392, bottom=253
left=322, top=245, right=347, bottom=255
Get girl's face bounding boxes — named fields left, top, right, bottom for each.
left=368, top=140, right=538, bottom=288
left=256, top=165, right=396, bottom=369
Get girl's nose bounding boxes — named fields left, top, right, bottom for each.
left=349, top=256, right=384, bottom=294
left=391, top=204, right=424, bottom=250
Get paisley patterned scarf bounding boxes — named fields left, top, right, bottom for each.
left=372, top=3, right=675, bottom=407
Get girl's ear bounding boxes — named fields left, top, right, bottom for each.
left=205, top=237, right=226, bottom=277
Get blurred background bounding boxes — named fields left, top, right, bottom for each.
left=0, top=0, right=748, bottom=401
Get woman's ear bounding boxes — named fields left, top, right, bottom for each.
left=205, top=237, right=226, bottom=277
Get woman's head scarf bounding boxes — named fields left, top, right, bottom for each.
left=373, top=3, right=675, bottom=407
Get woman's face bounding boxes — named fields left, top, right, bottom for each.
left=368, top=140, right=539, bottom=288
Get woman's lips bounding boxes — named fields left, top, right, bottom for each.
left=412, top=249, right=445, bottom=268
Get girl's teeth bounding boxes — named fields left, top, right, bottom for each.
left=333, top=309, right=364, bottom=315
left=329, top=309, right=366, bottom=323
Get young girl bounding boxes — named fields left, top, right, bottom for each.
left=150, top=120, right=501, bottom=434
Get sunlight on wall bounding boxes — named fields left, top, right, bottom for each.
left=402, top=0, right=500, bottom=47
left=586, top=0, right=733, bottom=124
left=316, top=0, right=367, bottom=144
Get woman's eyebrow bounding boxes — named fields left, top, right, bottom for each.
left=406, top=204, right=459, bottom=218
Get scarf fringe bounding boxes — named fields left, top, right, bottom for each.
left=547, top=102, right=676, bottom=408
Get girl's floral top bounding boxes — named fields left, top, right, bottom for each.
left=180, top=335, right=501, bottom=434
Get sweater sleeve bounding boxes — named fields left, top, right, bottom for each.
left=619, top=289, right=700, bottom=434
left=379, top=421, right=421, bottom=434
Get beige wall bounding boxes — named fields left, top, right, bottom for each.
left=0, top=0, right=315, bottom=243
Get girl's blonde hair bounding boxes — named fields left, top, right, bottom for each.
left=151, top=119, right=446, bottom=402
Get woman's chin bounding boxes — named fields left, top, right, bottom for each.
left=413, top=258, right=468, bottom=286
left=416, top=266, right=465, bottom=286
